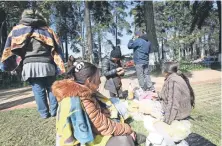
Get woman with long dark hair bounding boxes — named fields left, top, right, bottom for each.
left=52, top=61, right=146, bottom=146
left=139, top=62, right=195, bottom=125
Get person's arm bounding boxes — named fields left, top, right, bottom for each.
left=128, top=39, right=140, bottom=49
left=102, top=58, right=117, bottom=78
left=81, top=97, right=133, bottom=136
left=163, top=81, right=179, bottom=124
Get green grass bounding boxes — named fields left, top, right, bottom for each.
left=0, top=82, right=221, bottom=146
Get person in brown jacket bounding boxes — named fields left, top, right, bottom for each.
left=139, top=62, right=195, bottom=125
left=52, top=61, right=146, bottom=146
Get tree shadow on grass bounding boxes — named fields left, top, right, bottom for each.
left=0, top=88, right=32, bottom=99
left=0, top=96, right=34, bottom=111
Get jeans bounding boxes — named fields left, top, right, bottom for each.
left=109, top=88, right=123, bottom=98
left=110, top=97, right=129, bottom=120
left=135, top=64, right=155, bottom=91
left=29, top=76, right=57, bottom=118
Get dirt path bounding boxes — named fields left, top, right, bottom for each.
left=0, top=69, right=220, bottom=111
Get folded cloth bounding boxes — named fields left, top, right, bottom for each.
left=139, top=99, right=164, bottom=120
left=144, top=115, right=192, bottom=143
left=134, top=88, right=153, bottom=100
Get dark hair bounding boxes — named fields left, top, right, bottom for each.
left=66, top=62, right=98, bottom=84
left=162, top=62, right=195, bottom=108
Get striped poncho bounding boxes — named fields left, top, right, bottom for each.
left=1, top=24, right=65, bottom=74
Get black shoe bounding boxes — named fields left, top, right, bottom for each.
left=135, top=133, right=146, bottom=145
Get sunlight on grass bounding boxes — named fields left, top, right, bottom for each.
left=0, top=82, right=220, bottom=146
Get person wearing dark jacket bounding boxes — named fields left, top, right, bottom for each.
left=1, top=9, right=65, bottom=119
left=102, top=47, right=124, bottom=98
left=128, top=31, right=155, bottom=92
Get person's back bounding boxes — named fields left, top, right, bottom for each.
left=160, top=73, right=192, bottom=124
left=128, top=31, right=155, bottom=92
left=1, top=9, right=65, bottom=119
left=23, top=38, right=52, bottom=65
left=128, top=37, right=151, bottom=65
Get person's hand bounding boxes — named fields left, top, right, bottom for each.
left=130, top=132, right=136, bottom=141
left=116, top=67, right=123, bottom=72
left=151, top=92, right=159, bottom=100
left=152, top=92, right=158, bottom=98
left=117, top=69, right=125, bottom=76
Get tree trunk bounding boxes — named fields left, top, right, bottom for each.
left=84, top=1, right=93, bottom=63
left=0, top=8, right=7, bottom=56
left=64, top=18, right=68, bottom=62
left=216, top=1, right=221, bottom=54
left=98, top=30, right=102, bottom=67
left=81, top=21, right=85, bottom=59
left=200, top=37, right=205, bottom=58
left=144, top=1, right=161, bottom=64
left=115, top=14, right=118, bottom=47
left=190, top=42, right=194, bottom=59
left=65, top=36, right=68, bottom=62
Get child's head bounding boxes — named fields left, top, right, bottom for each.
left=110, top=47, right=122, bottom=62
left=66, top=62, right=101, bottom=92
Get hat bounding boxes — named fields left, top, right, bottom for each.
left=110, top=47, right=122, bottom=58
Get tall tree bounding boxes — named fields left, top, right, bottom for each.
left=90, top=1, right=112, bottom=65
left=144, top=1, right=161, bottom=64
left=190, top=1, right=221, bottom=54
left=84, top=1, right=93, bottom=63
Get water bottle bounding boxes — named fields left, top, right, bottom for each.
left=128, top=83, right=134, bottom=100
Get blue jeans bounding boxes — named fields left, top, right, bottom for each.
left=135, top=64, right=155, bottom=91
left=29, top=76, right=57, bottom=118
left=110, top=97, right=129, bottom=120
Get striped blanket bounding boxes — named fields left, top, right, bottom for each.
left=1, top=24, right=65, bottom=74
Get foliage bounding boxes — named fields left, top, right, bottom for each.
left=130, top=1, right=220, bottom=61
left=130, top=1, right=145, bottom=29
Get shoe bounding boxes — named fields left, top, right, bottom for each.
left=51, top=114, right=56, bottom=117
left=135, top=133, right=146, bottom=145
left=41, top=114, right=50, bottom=119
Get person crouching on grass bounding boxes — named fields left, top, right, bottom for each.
left=52, top=61, right=146, bottom=146
left=102, top=46, right=124, bottom=98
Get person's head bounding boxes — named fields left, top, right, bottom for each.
left=20, top=9, right=47, bottom=26
left=134, top=31, right=142, bottom=38
left=110, top=47, right=122, bottom=63
left=162, top=62, right=195, bottom=108
left=162, top=62, right=179, bottom=78
left=66, top=62, right=101, bottom=92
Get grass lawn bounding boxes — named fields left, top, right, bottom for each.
left=0, top=81, right=221, bottom=146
